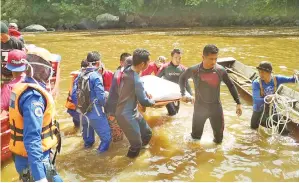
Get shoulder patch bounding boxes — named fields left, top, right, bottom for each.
left=34, top=107, right=43, bottom=117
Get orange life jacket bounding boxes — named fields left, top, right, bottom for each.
left=259, top=76, right=277, bottom=97
left=9, top=83, right=59, bottom=157
left=65, top=72, right=79, bottom=110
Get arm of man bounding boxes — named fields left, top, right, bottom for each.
left=105, top=73, right=118, bottom=114
left=92, top=73, right=106, bottom=106
left=21, top=90, right=47, bottom=181
left=135, top=76, right=155, bottom=107
left=252, top=80, right=265, bottom=112
left=222, top=70, right=241, bottom=105
left=179, top=68, right=193, bottom=96
left=276, top=75, right=296, bottom=84
left=185, top=78, right=193, bottom=96
left=71, top=77, right=78, bottom=105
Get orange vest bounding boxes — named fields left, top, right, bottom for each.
left=259, top=76, right=277, bottom=97
left=9, top=83, right=59, bottom=157
left=65, top=72, right=79, bottom=110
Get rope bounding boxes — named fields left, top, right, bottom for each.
left=259, top=90, right=299, bottom=136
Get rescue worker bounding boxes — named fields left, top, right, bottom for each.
left=98, top=62, right=113, bottom=92
left=9, top=51, right=62, bottom=182
left=117, top=52, right=131, bottom=70
left=179, top=44, right=242, bottom=144
left=105, top=56, right=133, bottom=142
left=1, top=50, right=27, bottom=112
left=141, top=56, right=166, bottom=76
left=157, top=49, right=192, bottom=116
left=65, top=60, right=88, bottom=127
left=1, top=21, right=24, bottom=84
left=250, top=61, right=298, bottom=134
left=72, top=51, right=111, bottom=152
left=115, top=49, right=164, bottom=158
left=8, top=23, right=25, bottom=43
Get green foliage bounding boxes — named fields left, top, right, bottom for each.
left=1, top=0, right=298, bottom=28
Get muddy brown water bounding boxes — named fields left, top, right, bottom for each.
left=1, top=27, right=299, bottom=181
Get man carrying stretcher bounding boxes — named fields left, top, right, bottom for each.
left=179, top=44, right=242, bottom=144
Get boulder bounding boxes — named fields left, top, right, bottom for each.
left=22, top=24, right=47, bottom=32
left=96, top=13, right=119, bottom=28
left=47, top=28, right=55, bottom=32
left=295, top=20, right=299, bottom=26
left=134, top=16, right=148, bottom=28
left=76, top=18, right=98, bottom=30
left=125, top=14, right=135, bottom=23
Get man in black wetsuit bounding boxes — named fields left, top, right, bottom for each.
left=157, top=48, right=192, bottom=116
left=179, top=44, right=242, bottom=144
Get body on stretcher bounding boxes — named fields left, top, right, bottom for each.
left=141, top=75, right=192, bottom=107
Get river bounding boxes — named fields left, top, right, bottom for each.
left=1, top=27, right=299, bottom=181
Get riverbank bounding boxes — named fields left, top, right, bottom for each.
left=2, top=0, right=299, bottom=32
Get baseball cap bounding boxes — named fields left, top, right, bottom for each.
left=256, top=61, right=273, bottom=73
left=5, top=50, right=28, bottom=72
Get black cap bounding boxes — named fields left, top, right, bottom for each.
left=87, top=51, right=101, bottom=63
left=256, top=61, right=272, bottom=73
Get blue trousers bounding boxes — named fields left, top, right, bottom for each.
left=82, top=116, right=112, bottom=149
left=14, top=154, right=63, bottom=182
left=67, top=109, right=80, bottom=127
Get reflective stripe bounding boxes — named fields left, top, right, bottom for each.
left=94, top=102, right=101, bottom=116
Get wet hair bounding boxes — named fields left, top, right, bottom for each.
left=203, top=44, right=219, bottom=56
left=87, top=51, right=101, bottom=63
left=132, top=48, right=150, bottom=66
left=81, top=59, right=88, bottom=68
left=124, top=56, right=133, bottom=67
left=120, top=52, right=131, bottom=61
left=171, top=48, right=182, bottom=57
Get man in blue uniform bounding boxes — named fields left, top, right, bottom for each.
left=251, top=61, right=298, bottom=133
left=72, top=51, right=111, bottom=152
left=9, top=51, right=62, bottom=182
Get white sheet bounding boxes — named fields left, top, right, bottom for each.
left=141, top=75, right=191, bottom=102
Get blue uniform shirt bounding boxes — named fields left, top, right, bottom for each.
left=252, top=75, right=295, bottom=112
left=13, top=77, right=50, bottom=181
left=71, top=67, right=106, bottom=119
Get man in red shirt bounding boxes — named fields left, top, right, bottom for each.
left=141, top=56, right=166, bottom=76
left=8, top=23, right=25, bottom=43
left=98, top=63, right=113, bottom=92
left=1, top=49, right=27, bottom=112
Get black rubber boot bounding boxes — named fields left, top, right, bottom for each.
left=127, top=148, right=140, bottom=158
